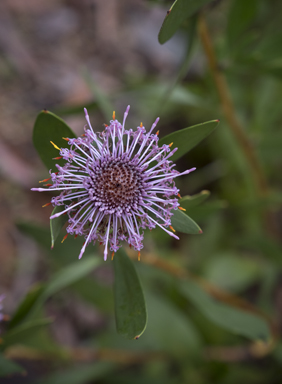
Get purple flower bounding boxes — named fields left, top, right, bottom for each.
left=32, top=106, right=195, bottom=260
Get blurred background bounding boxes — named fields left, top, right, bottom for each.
left=1, top=0, right=282, bottom=383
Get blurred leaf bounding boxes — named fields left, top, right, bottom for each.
left=2, top=318, right=53, bottom=348
left=142, top=292, right=201, bottom=356
left=203, top=252, right=262, bottom=292
left=33, top=110, right=76, bottom=171
left=0, top=354, right=25, bottom=377
left=180, top=281, right=271, bottom=341
left=8, top=283, right=45, bottom=330
left=239, top=235, right=282, bottom=267
left=82, top=68, right=114, bottom=121
left=9, top=257, right=102, bottom=324
left=171, top=209, right=202, bottom=234
left=227, top=0, right=258, bottom=46
left=32, top=257, right=102, bottom=317
left=17, top=221, right=92, bottom=265
left=187, top=200, right=227, bottom=222
left=54, top=101, right=98, bottom=116
left=72, top=278, right=113, bottom=313
left=50, top=206, right=68, bottom=249
left=273, top=343, right=282, bottom=364
left=100, top=290, right=202, bottom=356
left=159, top=120, right=219, bottom=162
left=17, top=222, right=51, bottom=249
left=19, top=221, right=113, bottom=313
left=179, top=190, right=210, bottom=210
left=32, top=362, right=115, bottom=384
left=158, top=0, right=213, bottom=44
left=260, top=63, right=282, bottom=81
left=113, top=249, right=147, bottom=339
left=255, top=34, right=282, bottom=62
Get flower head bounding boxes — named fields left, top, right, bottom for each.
left=32, top=107, right=195, bottom=260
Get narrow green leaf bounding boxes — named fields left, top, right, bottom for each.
left=203, top=252, right=261, bottom=292
left=17, top=221, right=88, bottom=265
left=9, top=258, right=102, bottom=325
left=0, top=354, right=25, bottom=377
left=158, top=0, right=213, bottom=44
left=113, top=249, right=147, bottom=340
left=42, top=257, right=101, bottom=300
left=144, top=293, right=201, bottom=355
left=2, top=318, right=53, bottom=348
left=159, top=120, right=219, bottom=162
left=50, top=206, right=68, bottom=249
left=17, top=222, right=51, bottom=250
left=33, top=110, right=76, bottom=171
left=187, top=200, right=227, bottom=222
left=180, top=281, right=271, bottom=341
left=8, top=284, right=45, bottom=330
left=179, top=190, right=210, bottom=210
left=171, top=209, right=202, bottom=234
left=82, top=69, right=114, bottom=121
left=227, top=0, right=258, bottom=46
left=33, top=362, right=115, bottom=384
left=72, top=278, right=113, bottom=313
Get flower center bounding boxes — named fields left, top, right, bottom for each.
left=86, top=156, right=144, bottom=214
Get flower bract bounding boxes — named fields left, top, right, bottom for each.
left=32, top=107, right=195, bottom=260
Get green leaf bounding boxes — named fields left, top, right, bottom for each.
left=17, top=221, right=91, bottom=265
left=203, top=252, right=262, bottom=292
left=179, top=190, right=210, bottom=210
left=72, top=278, right=113, bottom=313
left=171, top=209, right=202, bottom=234
left=0, top=354, right=25, bottom=377
left=33, top=110, right=76, bottom=171
left=17, top=222, right=51, bottom=250
left=33, top=362, right=115, bottom=384
left=186, top=200, right=227, bottom=222
left=158, top=0, right=213, bottom=44
left=180, top=281, right=271, bottom=341
left=43, top=257, right=101, bottom=299
left=9, top=258, right=102, bottom=325
left=50, top=206, right=68, bottom=249
left=143, top=293, right=201, bottom=356
left=227, top=0, right=258, bottom=46
left=8, top=284, right=45, bottom=330
left=113, top=249, right=147, bottom=340
left=2, top=318, right=53, bottom=348
left=159, top=120, right=219, bottom=162
left=82, top=69, right=114, bottom=121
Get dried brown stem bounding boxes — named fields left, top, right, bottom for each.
left=5, top=345, right=166, bottom=364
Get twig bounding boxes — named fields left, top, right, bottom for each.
left=5, top=345, right=166, bottom=364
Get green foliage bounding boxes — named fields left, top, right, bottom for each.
left=2, top=318, right=53, bottom=349
left=33, top=110, right=76, bottom=171
left=0, top=354, right=25, bottom=377
left=159, top=120, right=219, bottom=162
left=171, top=209, right=202, bottom=234
left=180, top=281, right=271, bottom=341
left=8, top=256, right=102, bottom=328
left=5, top=0, right=282, bottom=382
left=179, top=190, right=211, bottom=210
left=50, top=205, right=68, bottom=248
left=113, top=250, right=147, bottom=339
left=32, top=362, right=115, bottom=384
left=158, top=0, right=213, bottom=44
